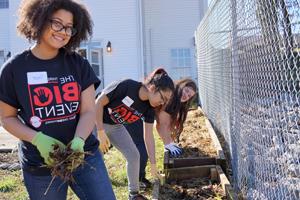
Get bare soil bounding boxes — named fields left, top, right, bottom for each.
left=0, top=152, right=19, bottom=164
left=160, top=109, right=227, bottom=199
left=159, top=177, right=225, bottom=200
left=178, top=109, right=217, bottom=158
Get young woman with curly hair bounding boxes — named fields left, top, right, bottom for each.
left=0, top=0, right=115, bottom=199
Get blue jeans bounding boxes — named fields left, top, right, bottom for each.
left=125, top=119, right=148, bottom=180
left=23, top=150, right=116, bottom=200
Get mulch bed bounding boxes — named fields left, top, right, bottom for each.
left=178, top=109, right=217, bottom=158
left=159, top=177, right=226, bottom=200
left=160, top=109, right=228, bottom=199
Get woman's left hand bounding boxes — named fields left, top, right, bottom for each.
left=70, top=136, right=85, bottom=152
left=97, top=130, right=111, bottom=154
left=69, top=136, right=85, bottom=168
left=164, top=142, right=183, bottom=157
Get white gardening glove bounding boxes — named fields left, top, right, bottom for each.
left=164, top=142, right=183, bottom=157
left=97, top=129, right=111, bottom=154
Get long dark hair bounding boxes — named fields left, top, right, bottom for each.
left=17, top=0, right=93, bottom=53
left=144, top=68, right=175, bottom=94
left=165, top=78, right=197, bottom=142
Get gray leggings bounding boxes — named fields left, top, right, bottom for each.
left=103, top=123, right=140, bottom=193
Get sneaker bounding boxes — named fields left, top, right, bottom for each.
left=139, top=177, right=152, bottom=189
left=128, top=192, right=148, bottom=200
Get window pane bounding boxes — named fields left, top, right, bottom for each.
left=185, top=58, right=191, bottom=67
left=91, top=64, right=99, bottom=76
left=178, top=49, right=184, bottom=57
left=178, top=58, right=184, bottom=67
left=0, top=0, right=9, bottom=9
left=170, top=48, right=192, bottom=68
left=91, top=52, right=99, bottom=63
left=184, top=49, right=191, bottom=57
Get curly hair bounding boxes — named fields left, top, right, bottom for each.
left=17, top=0, right=93, bottom=52
left=165, top=78, right=197, bottom=142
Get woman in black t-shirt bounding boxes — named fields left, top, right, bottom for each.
left=126, top=78, right=198, bottom=189
left=0, top=0, right=115, bottom=199
left=95, top=68, right=174, bottom=200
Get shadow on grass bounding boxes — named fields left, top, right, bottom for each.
left=111, top=179, right=128, bottom=187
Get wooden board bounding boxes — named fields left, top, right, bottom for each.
left=154, top=165, right=235, bottom=200
left=165, top=165, right=215, bottom=182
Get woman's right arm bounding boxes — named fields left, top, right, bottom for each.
left=95, top=93, right=111, bottom=153
left=156, top=110, right=173, bottom=144
left=95, top=93, right=109, bottom=130
left=0, top=100, right=36, bottom=142
left=0, top=100, right=66, bottom=164
left=156, top=110, right=183, bottom=157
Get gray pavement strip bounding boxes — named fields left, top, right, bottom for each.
left=0, top=126, right=19, bottom=152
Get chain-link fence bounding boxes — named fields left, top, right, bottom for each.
left=195, top=0, right=300, bottom=199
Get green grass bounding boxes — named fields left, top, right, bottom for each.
left=0, top=129, right=164, bottom=200
left=0, top=170, right=29, bottom=200
left=0, top=178, right=16, bottom=192
left=104, top=129, right=165, bottom=200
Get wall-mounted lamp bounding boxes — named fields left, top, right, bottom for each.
left=106, top=41, right=112, bottom=53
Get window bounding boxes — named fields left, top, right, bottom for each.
left=171, top=48, right=192, bottom=68
left=91, top=51, right=100, bottom=76
left=0, top=0, right=9, bottom=9
left=77, top=46, right=103, bottom=90
left=0, top=50, right=4, bottom=66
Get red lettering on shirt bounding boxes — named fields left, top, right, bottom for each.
left=110, top=104, right=142, bottom=124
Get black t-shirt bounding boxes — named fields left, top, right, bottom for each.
left=0, top=49, right=100, bottom=175
left=102, top=79, right=155, bottom=125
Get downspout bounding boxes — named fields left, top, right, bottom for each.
left=137, top=0, right=145, bottom=79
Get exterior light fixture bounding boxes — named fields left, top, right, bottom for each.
left=106, top=41, right=112, bottom=53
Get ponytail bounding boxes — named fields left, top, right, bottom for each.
left=144, top=67, right=174, bottom=92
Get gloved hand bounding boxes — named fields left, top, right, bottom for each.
left=69, top=136, right=85, bottom=169
left=164, top=142, right=183, bottom=157
left=70, top=136, right=85, bottom=152
left=97, top=129, right=111, bottom=154
left=31, top=132, right=66, bottom=165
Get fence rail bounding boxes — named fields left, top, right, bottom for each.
left=195, top=0, right=300, bottom=199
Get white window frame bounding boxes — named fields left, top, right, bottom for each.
left=90, top=49, right=104, bottom=90
left=90, top=50, right=101, bottom=76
